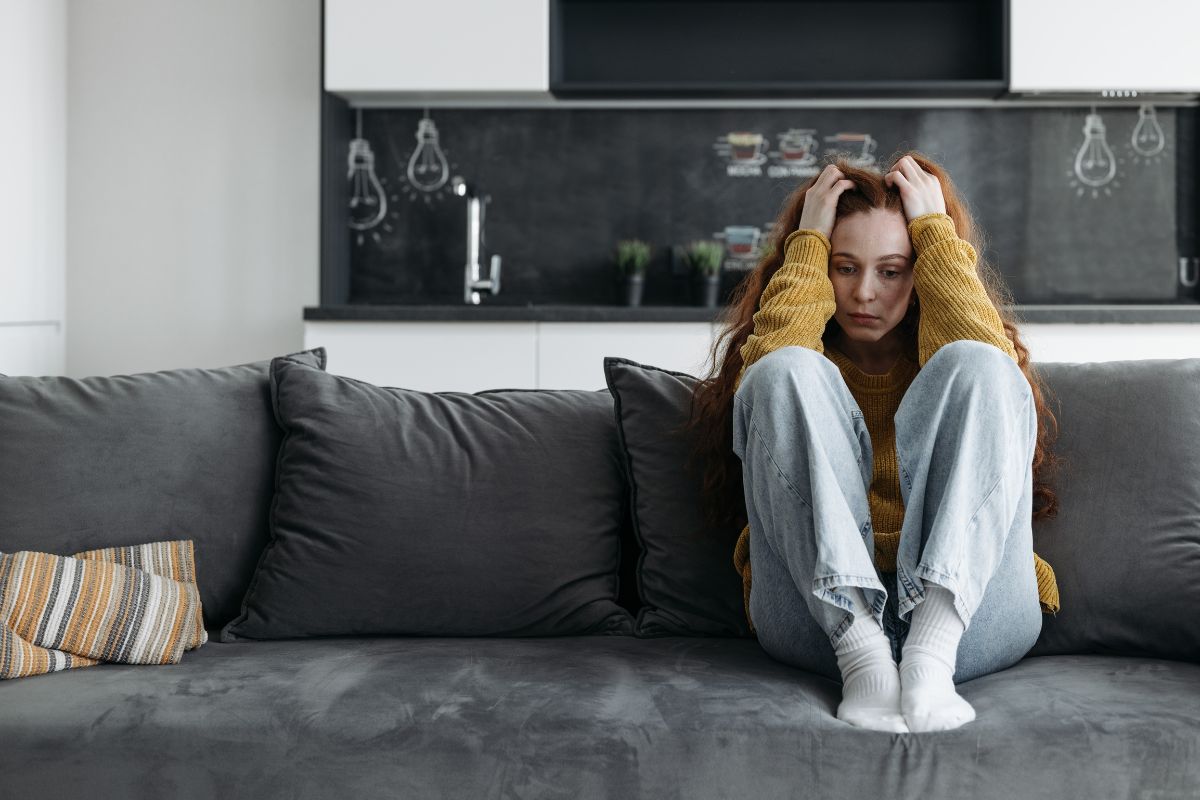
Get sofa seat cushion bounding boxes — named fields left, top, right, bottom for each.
left=1, top=637, right=1197, bottom=798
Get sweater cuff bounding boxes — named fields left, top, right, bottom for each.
left=783, top=227, right=831, bottom=262
left=908, top=213, right=958, bottom=254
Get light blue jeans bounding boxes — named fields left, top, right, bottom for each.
left=732, top=340, right=1043, bottom=685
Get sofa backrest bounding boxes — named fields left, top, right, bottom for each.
left=0, top=349, right=326, bottom=630
left=1026, top=357, right=1200, bottom=662
left=601, top=352, right=1200, bottom=662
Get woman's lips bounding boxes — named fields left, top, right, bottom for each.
left=849, top=313, right=878, bottom=323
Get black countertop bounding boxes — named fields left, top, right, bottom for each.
left=305, top=303, right=1200, bottom=324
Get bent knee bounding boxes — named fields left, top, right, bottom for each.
left=738, top=346, right=833, bottom=400
left=926, top=340, right=1027, bottom=392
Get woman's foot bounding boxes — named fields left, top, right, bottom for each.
left=833, top=587, right=909, bottom=733
left=899, top=584, right=976, bottom=732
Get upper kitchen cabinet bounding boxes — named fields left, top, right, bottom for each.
left=550, top=0, right=1007, bottom=98
left=324, top=0, right=550, bottom=99
left=1010, top=0, right=1200, bottom=93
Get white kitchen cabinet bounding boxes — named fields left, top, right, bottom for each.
left=305, top=321, right=538, bottom=392
left=1019, top=323, right=1200, bottom=362
left=536, top=322, right=718, bottom=390
left=1, top=0, right=65, bottom=376
left=307, top=320, right=1200, bottom=394
left=324, top=0, right=549, bottom=94
left=1010, top=0, right=1200, bottom=93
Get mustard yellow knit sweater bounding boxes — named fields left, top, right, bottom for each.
left=731, top=212, right=1060, bottom=633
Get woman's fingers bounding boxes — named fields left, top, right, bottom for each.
left=895, top=156, right=933, bottom=186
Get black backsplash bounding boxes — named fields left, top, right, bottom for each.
left=331, top=104, right=1199, bottom=306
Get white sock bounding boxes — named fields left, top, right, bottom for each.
left=832, top=586, right=908, bottom=733
left=899, top=583, right=976, bottom=732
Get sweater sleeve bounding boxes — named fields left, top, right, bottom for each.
left=734, top=228, right=837, bottom=391
left=1034, top=553, right=1060, bottom=614
left=908, top=212, right=1018, bottom=367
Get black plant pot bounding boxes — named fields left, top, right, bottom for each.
left=621, top=272, right=645, bottom=306
left=694, top=272, right=721, bottom=307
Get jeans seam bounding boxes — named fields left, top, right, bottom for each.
left=746, top=418, right=813, bottom=510
left=961, top=393, right=1032, bottom=542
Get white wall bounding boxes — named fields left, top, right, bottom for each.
left=0, top=0, right=67, bottom=376
left=66, top=0, right=320, bottom=377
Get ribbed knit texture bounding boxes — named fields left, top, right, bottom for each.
left=898, top=583, right=976, bottom=731
left=733, top=213, right=1060, bottom=634
left=834, top=586, right=899, bottom=701
left=901, top=583, right=965, bottom=679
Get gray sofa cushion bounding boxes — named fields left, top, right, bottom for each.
left=0, top=348, right=326, bottom=630
left=604, top=356, right=751, bottom=638
left=220, top=353, right=634, bottom=640
left=1028, top=357, right=1200, bottom=663
left=1, top=637, right=1196, bottom=798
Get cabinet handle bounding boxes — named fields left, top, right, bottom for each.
left=1181, top=257, right=1199, bottom=289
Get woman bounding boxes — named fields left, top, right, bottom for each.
left=681, top=152, right=1063, bottom=734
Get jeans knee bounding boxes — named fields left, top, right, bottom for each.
left=736, top=346, right=832, bottom=404
left=926, top=340, right=1029, bottom=401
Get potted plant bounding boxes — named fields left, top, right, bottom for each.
left=683, top=240, right=725, bottom=308
left=615, top=239, right=651, bottom=306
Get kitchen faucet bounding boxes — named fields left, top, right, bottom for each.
left=451, top=176, right=502, bottom=304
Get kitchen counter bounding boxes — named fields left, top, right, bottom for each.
left=305, top=303, right=1200, bottom=324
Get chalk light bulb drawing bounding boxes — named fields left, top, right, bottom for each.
left=407, top=116, right=450, bottom=192
left=1073, top=111, right=1117, bottom=188
left=347, top=138, right=388, bottom=232
left=1131, top=103, right=1166, bottom=157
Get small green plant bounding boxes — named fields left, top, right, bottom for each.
left=684, top=240, right=724, bottom=276
left=615, top=239, right=652, bottom=276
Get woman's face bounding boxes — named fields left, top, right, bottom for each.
left=828, top=207, right=915, bottom=347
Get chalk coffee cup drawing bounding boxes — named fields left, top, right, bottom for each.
left=778, top=129, right=818, bottom=162
left=722, top=226, right=762, bottom=257
left=727, top=132, right=768, bottom=163
left=825, top=132, right=877, bottom=164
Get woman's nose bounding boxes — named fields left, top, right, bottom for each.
left=853, top=280, right=875, bottom=301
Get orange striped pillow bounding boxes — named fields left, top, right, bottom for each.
left=0, top=539, right=206, bottom=680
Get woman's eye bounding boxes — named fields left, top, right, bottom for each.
left=882, top=270, right=899, bottom=278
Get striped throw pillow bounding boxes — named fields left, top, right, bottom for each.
left=0, top=539, right=206, bottom=680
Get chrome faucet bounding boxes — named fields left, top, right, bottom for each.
left=451, top=176, right=502, bottom=304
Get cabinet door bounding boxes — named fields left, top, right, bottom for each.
left=324, top=0, right=549, bottom=93
left=536, top=322, right=718, bottom=390
left=1, top=0, right=65, bottom=324
left=1021, top=323, right=1200, bottom=361
left=1010, top=0, right=1200, bottom=92
left=304, top=321, right=538, bottom=392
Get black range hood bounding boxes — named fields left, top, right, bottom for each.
left=549, top=0, right=1008, bottom=99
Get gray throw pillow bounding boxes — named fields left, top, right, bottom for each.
left=0, top=348, right=327, bottom=630
left=220, top=353, right=635, bottom=641
left=604, top=357, right=752, bottom=638
left=1027, top=357, right=1200, bottom=663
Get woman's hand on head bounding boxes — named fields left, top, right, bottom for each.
left=884, top=155, right=948, bottom=221
left=797, top=165, right=855, bottom=240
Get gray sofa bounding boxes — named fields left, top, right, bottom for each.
left=2, top=347, right=1198, bottom=799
